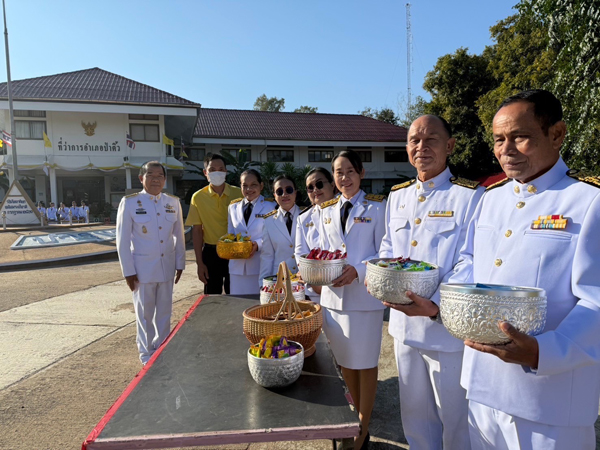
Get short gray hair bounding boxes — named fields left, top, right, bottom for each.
left=139, top=161, right=166, bottom=177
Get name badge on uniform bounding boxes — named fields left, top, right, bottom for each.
left=136, top=208, right=146, bottom=215
left=428, top=211, right=454, bottom=217
left=531, top=215, right=568, bottom=230
left=255, top=214, right=264, bottom=218
left=354, top=217, right=372, bottom=223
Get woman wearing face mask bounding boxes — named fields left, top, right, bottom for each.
left=295, top=167, right=336, bottom=303
left=319, top=150, right=387, bottom=450
left=227, top=169, right=276, bottom=295
left=259, top=175, right=301, bottom=287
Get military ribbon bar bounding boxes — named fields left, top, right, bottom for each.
left=531, top=215, right=568, bottom=229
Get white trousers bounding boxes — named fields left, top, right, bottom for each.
left=132, top=281, right=174, bottom=364
left=394, top=339, right=470, bottom=450
left=468, top=401, right=595, bottom=450
left=230, top=274, right=260, bottom=295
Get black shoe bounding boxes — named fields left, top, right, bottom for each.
left=360, top=432, right=370, bottom=450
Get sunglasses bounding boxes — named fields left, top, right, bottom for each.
left=306, top=180, right=325, bottom=193
left=275, top=186, right=295, bottom=196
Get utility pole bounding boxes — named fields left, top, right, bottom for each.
left=406, top=3, right=412, bottom=109
left=2, top=0, right=18, bottom=181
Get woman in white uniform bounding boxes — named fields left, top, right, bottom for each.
left=259, top=175, right=301, bottom=287
left=227, top=169, right=276, bottom=295
left=319, top=150, right=387, bottom=450
left=295, top=167, right=336, bottom=303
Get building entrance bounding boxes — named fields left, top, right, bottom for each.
left=61, top=178, right=105, bottom=207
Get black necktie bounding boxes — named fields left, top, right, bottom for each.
left=341, top=201, right=353, bottom=234
left=285, top=211, right=293, bottom=235
left=244, top=202, right=253, bottom=225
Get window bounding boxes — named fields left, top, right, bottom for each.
left=384, top=149, right=409, bottom=163
left=186, top=147, right=205, bottom=161
left=128, top=114, right=159, bottom=120
left=130, top=124, right=159, bottom=142
left=15, top=120, right=46, bottom=139
left=14, top=110, right=46, bottom=117
left=356, top=151, right=372, bottom=163
left=267, top=149, right=294, bottom=162
left=308, top=150, right=333, bottom=162
left=360, top=179, right=373, bottom=194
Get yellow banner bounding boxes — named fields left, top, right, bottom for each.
left=162, top=134, right=174, bottom=146
left=43, top=132, right=52, bottom=148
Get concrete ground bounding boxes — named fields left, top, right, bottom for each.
left=1, top=241, right=598, bottom=449
left=0, top=249, right=408, bottom=450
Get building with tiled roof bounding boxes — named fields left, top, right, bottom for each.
left=181, top=108, right=412, bottom=196
left=0, top=68, right=198, bottom=215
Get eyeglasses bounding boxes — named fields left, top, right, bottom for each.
left=275, top=186, right=295, bottom=196
left=306, top=180, right=325, bottom=193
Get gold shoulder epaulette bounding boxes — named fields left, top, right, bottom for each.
left=125, top=192, right=140, bottom=199
left=486, top=178, right=510, bottom=191
left=391, top=179, right=416, bottom=191
left=365, top=194, right=385, bottom=202
left=230, top=197, right=243, bottom=204
left=263, top=209, right=277, bottom=218
left=299, top=205, right=312, bottom=216
left=567, top=169, right=600, bottom=188
left=164, top=192, right=180, bottom=199
left=450, top=177, right=480, bottom=190
left=264, top=197, right=275, bottom=203
left=320, top=197, right=340, bottom=209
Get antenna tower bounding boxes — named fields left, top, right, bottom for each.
left=406, top=3, right=412, bottom=109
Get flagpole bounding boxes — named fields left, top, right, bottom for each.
left=2, top=0, right=18, bottom=181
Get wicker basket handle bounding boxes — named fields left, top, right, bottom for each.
left=272, top=261, right=306, bottom=321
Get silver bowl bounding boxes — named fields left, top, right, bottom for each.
left=439, top=283, right=547, bottom=344
left=247, top=341, right=304, bottom=388
left=260, top=276, right=305, bottom=304
left=365, top=258, right=439, bottom=305
left=298, top=254, right=346, bottom=286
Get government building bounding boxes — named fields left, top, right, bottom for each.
left=0, top=68, right=411, bottom=218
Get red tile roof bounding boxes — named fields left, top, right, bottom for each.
left=194, top=108, right=407, bottom=142
left=0, top=68, right=198, bottom=106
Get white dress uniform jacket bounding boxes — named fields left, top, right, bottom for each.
left=446, top=158, right=600, bottom=427
left=380, top=168, right=485, bottom=351
left=227, top=195, right=276, bottom=276
left=116, top=190, right=186, bottom=283
left=46, top=207, right=57, bottom=221
left=259, top=204, right=301, bottom=286
left=320, top=190, right=387, bottom=311
left=295, top=205, right=323, bottom=299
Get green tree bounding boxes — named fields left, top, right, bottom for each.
left=293, top=105, right=318, bottom=113
left=219, top=149, right=261, bottom=186
left=359, top=107, right=399, bottom=125
left=397, top=96, right=428, bottom=128
left=422, top=48, right=500, bottom=178
left=254, top=94, right=285, bottom=112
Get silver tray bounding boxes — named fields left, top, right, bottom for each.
left=439, top=283, right=547, bottom=344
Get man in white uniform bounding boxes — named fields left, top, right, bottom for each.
left=378, top=115, right=483, bottom=449
left=117, top=161, right=186, bottom=364
left=404, top=90, right=600, bottom=449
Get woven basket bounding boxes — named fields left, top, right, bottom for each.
left=243, top=262, right=322, bottom=357
left=216, top=239, right=253, bottom=259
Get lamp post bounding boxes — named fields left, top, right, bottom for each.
left=2, top=0, right=18, bottom=181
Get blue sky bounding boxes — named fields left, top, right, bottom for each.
left=1, top=0, right=518, bottom=115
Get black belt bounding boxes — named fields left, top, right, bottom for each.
left=204, top=243, right=217, bottom=248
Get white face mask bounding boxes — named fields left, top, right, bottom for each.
left=208, top=171, right=227, bottom=186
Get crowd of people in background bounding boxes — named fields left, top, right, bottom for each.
left=37, top=199, right=90, bottom=223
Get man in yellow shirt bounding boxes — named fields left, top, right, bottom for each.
left=185, top=154, right=242, bottom=294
